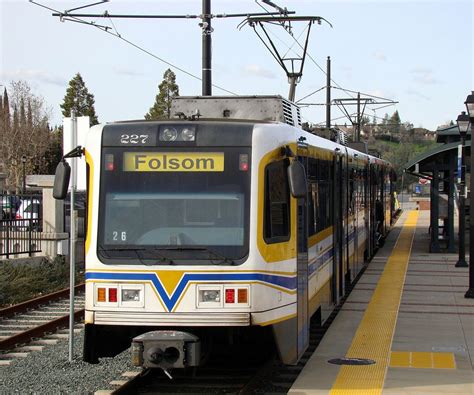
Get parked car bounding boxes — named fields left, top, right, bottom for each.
left=15, top=198, right=41, bottom=230
left=1, top=195, right=21, bottom=219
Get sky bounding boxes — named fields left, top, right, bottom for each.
left=0, top=0, right=473, bottom=131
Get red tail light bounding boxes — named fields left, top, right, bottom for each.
left=239, top=154, right=249, bottom=171
left=108, top=288, right=118, bottom=303
left=105, top=154, right=115, bottom=171
left=225, top=289, right=235, bottom=304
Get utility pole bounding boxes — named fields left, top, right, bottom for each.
left=326, top=56, right=331, bottom=130
left=333, top=94, right=397, bottom=143
left=356, top=92, right=361, bottom=142
left=68, top=111, right=77, bottom=362
left=47, top=1, right=294, bottom=97
left=241, top=15, right=331, bottom=102
left=202, top=0, right=212, bottom=96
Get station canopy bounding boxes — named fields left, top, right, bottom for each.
left=404, top=140, right=471, bottom=179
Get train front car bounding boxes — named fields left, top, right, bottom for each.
left=82, top=117, right=306, bottom=370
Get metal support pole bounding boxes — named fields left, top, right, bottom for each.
left=326, top=56, right=331, bottom=130
left=430, top=166, right=440, bottom=253
left=288, top=76, right=297, bottom=102
left=68, top=111, right=77, bottom=362
left=202, top=0, right=212, bottom=96
left=467, top=120, right=474, bottom=298
left=22, top=160, right=26, bottom=194
left=448, top=163, right=456, bottom=253
left=356, top=92, right=361, bottom=142
left=457, top=135, right=468, bottom=267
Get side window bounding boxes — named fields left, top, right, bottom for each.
left=264, top=160, right=290, bottom=243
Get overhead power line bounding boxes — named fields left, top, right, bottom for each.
left=31, top=0, right=293, bottom=96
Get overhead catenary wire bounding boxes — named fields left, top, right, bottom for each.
left=30, top=0, right=398, bottom=126
left=29, top=0, right=239, bottom=96
left=256, top=20, right=356, bottom=101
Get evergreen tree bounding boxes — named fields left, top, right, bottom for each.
left=27, top=100, right=33, bottom=129
left=12, top=105, right=18, bottom=134
left=1, top=81, right=53, bottom=191
left=60, top=73, right=99, bottom=125
left=19, top=98, right=27, bottom=127
left=389, top=110, right=401, bottom=134
left=145, top=69, right=179, bottom=120
left=2, top=88, right=10, bottom=130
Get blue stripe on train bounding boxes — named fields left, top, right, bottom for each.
left=85, top=271, right=297, bottom=312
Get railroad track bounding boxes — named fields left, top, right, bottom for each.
left=0, top=284, right=85, bottom=365
left=104, top=266, right=368, bottom=394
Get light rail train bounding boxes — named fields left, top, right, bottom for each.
left=57, top=96, right=396, bottom=371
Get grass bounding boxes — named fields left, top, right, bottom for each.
left=0, top=256, right=84, bottom=307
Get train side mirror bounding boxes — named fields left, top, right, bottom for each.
left=287, top=161, right=307, bottom=198
left=53, top=160, right=71, bottom=200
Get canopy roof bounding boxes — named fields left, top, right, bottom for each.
left=404, top=140, right=471, bottom=177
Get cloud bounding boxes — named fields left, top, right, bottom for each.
left=405, top=89, right=431, bottom=101
left=367, top=90, right=396, bottom=100
left=0, top=69, right=67, bottom=86
left=411, top=67, right=441, bottom=85
left=372, top=50, right=387, bottom=61
left=243, top=64, right=277, bottom=79
left=114, top=67, right=144, bottom=77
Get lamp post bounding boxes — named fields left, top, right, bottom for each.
left=456, top=112, right=469, bottom=267
left=465, top=91, right=474, bottom=299
left=21, top=155, right=27, bottom=194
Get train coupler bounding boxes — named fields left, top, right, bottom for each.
left=131, top=330, right=201, bottom=370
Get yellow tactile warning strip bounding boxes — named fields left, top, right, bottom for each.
left=389, top=351, right=456, bottom=369
left=329, top=211, right=419, bottom=395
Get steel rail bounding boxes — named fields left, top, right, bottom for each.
left=111, top=369, right=148, bottom=395
left=0, top=309, right=85, bottom=351
left=0, top=284, right=85, bottom=319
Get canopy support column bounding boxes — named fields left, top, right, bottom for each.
left=430, top=166, right=440, bottom=253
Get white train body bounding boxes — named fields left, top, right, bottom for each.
left=81, top=96, right=394, bottom=367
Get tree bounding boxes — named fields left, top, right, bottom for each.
left=389, top=110, right=401, bottom=134
left=0, top=81, right=53, bottom=191
left=60, top=73, right=99, bottom=125
left=145, top=69, right=179, bottom=120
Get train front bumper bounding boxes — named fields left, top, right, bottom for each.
left=87, top=310, right=250, bottom=326
left=132, top=330, right=201, bottom=369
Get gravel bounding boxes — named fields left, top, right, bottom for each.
left=0, top=329, right=140, bottom=394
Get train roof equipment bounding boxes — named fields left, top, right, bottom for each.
left=171, top=95, right=302, bottom=128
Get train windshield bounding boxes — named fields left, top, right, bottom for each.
left=97, top=147, right=251, bottom=265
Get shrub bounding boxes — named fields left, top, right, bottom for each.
left=0, top=256, right=84, bottom=306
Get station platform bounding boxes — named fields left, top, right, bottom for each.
left=290, top=209, right=474, bottom=394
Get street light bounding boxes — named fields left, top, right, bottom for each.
left=455, top=111, right=469, bottom=268
left=21, top=155, right=26, bottom=195
left=465, top=91, right=474, bottom=299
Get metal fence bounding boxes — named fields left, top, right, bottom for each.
left=0, top=192, right=43, bottom=258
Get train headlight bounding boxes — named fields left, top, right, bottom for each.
left=197, top=286, right=223, bottom=307
left=201, top=290, right=220, bottom=303
left=119, top=284, right=145, bottom=307
left=122, top=289, right=141, bottom=302
left=160, top=127, right=178, bottom=141
left=159, top=125, right=196, bottom=142
left=181, top=127, right=196, bottom=141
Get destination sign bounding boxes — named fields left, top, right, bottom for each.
left=123, top=152, right=225, bottom=172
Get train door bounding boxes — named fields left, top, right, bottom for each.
left=348, top=165, right=357, bottom=282
left=271, top=155, right=308, bottom=365
left=342, top=150, right=349, bottom=292
left=380, top=168, right=386, bottom=236
left=364, top=163, right=370, bottom=262
left=368, top=164, right=377, bottom=257
left=296, top=177, right=309, bottom=362
left=332, top=154, right=343, bottom=301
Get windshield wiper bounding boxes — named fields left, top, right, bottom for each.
left=157, top=246, right=236, bottom=265
left=99, top=246, right=174, bottom=265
